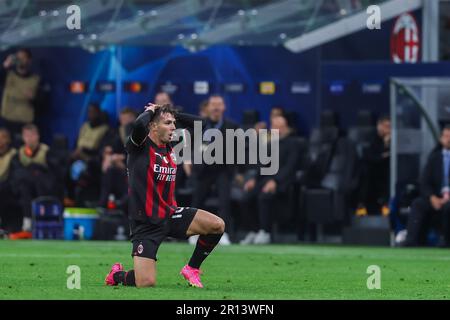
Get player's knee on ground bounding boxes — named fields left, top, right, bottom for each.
left=136, top=275, right=156, bottom=288
left=211, top=217, right=225, bottom=234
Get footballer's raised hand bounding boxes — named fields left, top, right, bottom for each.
left=144, top=103, right=161, bottom=113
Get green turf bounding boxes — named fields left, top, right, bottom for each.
left=1, top=240, right=450, bottom=299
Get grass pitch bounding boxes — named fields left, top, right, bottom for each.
left=1, top=240, right=450, bottom=300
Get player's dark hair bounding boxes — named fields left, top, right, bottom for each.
left=150, top=104, right=177, bottom=124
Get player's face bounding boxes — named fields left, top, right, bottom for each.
left=441, top=129, right=450, bottom=150
left=156, top=112, right=176, bottom=144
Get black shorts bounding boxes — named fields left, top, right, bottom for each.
left=130, top=207, right=198, bottom=260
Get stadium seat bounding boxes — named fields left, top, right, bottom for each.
left=92, top=208, right=129, bottom=241
left=303, top=127, right=338, bottom=187
left=347, top=126, right=376, bottom=158
left=270, top=137, right=309, bottom=243
left=301, top=138, right=358, bottom=242
left=49, top=134, right=71, bottom=200
left=320, top=110, right=340, bottom=128
left=242, top=109, right=260, bottom=130
left=285, top=111, right=300, bottom=133
left=342, top=216, right=391, bottom=246
left=31, top=196, right=64, bottom=239
left=309, top=126, right=339, bottom=145
left=346, top=120, right=377, bottom=212
left=356, top=110, right=376, bottom=127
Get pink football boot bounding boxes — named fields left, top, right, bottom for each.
left=180, top=265, right=204, bottom=288
left=105, top=263, right=124, bottom=286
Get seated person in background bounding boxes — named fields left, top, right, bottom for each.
left=264, top=106, right=286, bottom=143
left=234, top=113, right=269, bottom=188
left=173, top=99, right=208, bottom=203
left=105, top=107, right=137, bottom=156
left=99, top=145, right=127, bottom=211
left=357, top=115, right=391, bottom=216
left=240, top=114, right=300, bottom=244
left=270, top=106, right=285, bottom=120
left=117, top=108, right=137, bottom=148
left=11, top=124, right=57, bottom=234
left=67, top=103, right=110, bottom=205
left=177, top=99, right=209, bottom=184
left=402, top=125, right=450, bottom=247
left=154, top=91, right=185, bottom=113
left=181, top=98, right=208, bottom=172
left=0, top=128, right=18, bottom=234
left=98, top=108, right=137, bottom=211
left=154, top=91, right=173, bottom=106
left=72, top=103, right=110, bottom=162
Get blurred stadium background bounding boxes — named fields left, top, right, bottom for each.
left=1, top=0, right=450, bottom=299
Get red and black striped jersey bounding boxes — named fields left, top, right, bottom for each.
left=125, top=109, right=203, bottom=223
left=126, top=138, right=178, bottom=223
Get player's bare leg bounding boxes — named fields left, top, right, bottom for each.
left=133, top=256, right=156, bottom=287
left=105, top=257, right=156, bottom=288
left=187, top=209, right=225, bottom=236
left=180, top=209, right=225, bottom=288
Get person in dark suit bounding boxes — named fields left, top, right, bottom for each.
left=190, top=95, right=239, bottom=245
left=404, top=125, right=450, bottom=247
